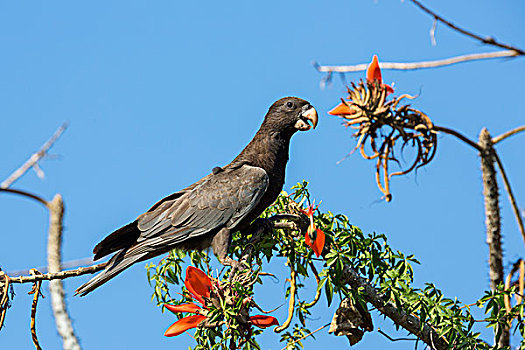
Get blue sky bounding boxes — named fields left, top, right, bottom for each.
left=1, top=1, right=524, bottom=349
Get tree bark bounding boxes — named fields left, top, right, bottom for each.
left=479, top=128, right=508, bottom=347
left=47, top=194, right=82, bottom=350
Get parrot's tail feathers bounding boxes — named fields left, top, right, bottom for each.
left=93, top=221, right=140, bottom=261
left=75, top=249, right=146, bottom=297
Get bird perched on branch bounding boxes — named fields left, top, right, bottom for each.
left=76, top=97, right=318, bottom=296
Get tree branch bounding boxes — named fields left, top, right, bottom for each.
left=340, top=263, right=449, bottom=349
left=432, top=125, right=482, bottom=152
left=493, top=152, right=525, bottom=245
left=479, top=129, right=509, bottom=347
left=7, top=257, right=95, bottom=276
left=1, top=122, right=68, bottom=189
left=0, top=188, right=48, bottom=207
left=407, top=0, right=524, bottom=54
left=492, top=125, right=525, bottom=145
left=47, top=194, right=82, bottom=350
left=244, top=217, right=478, bottom=349
left=7, top=264, right=107, bottom=284
left=28, top=269, right=43, bottom=350
left=314, top=50, right=520, bottom=74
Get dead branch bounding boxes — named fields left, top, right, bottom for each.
left=479, top=129, right=504, bottom=289
left=0, top=188, right=48, bottom=207
left=7, top=257, right=95, bottom=276
left=314, top=50, right=519, bottom=74
left=493, top=152, right=525, bottom=245
left=47, top=194, right=81, bottom=350
left=432, top=125, right=482, bottom=152
left=479, top=129, right=509, bottom=347
left=492, top=125, right=525, bottom=145
left=1, top=123, right=67, bottom=189
left=408, top=0, right=524, bottom=55
left=28, top=269, right=43, bottom=350
left=7, top=264, right=107, bottom=284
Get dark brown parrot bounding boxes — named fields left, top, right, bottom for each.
left=75, top=97, right=318, bottom=296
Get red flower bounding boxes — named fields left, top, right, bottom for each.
left=366, top=55, right=394, bottom=94
left=163, top=267, right=279, bottom=337
left=249, top=315, right=279, bottom=328
left=164, top=266, right=212, bottom=337
left=301, top=203, right=326, bottom=258
left=329, top=55, right=394, bottom=116
left=164, top=314, right=207, bottom=337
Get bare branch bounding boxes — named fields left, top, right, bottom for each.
left=492, top=125, right=525, bottom=145
left=28, top=269, right=43, bottom=350
left=494, top=152, right=525, bottom=245
left=408, top=0, right=524, bottom=54
left=315, top=50, right=519, bottom=74
left=47, top=194, right=82, bottom=350
left=433, top=125, right=482, bottom=152
left=0, top=188, right=48, bottom=207
left=1, top=122, right=67, bottom=189
left=7, top=257, right=95, bottom=276
left=479, top=129, right=509, bottom=347
left=429, top=18, right=437, bottom=46
left=7, top=264, right=107, bottom=284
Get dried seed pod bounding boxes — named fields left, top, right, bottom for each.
left=329, top=297, right=373, bottom=346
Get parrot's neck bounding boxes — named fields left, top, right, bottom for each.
left=233, top=128, right=292, bottom=177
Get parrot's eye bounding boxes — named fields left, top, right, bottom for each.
left=286, top=101, right=295, bottom=109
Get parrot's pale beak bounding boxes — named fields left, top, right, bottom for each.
left=295, top=107, right=318, bottom=131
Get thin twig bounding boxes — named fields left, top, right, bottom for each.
left=378, top=328, right=418, bottom=342
left=492, top=125, right=525, bottom=145
left=408, top=0, right=524, bottom=55
left=1, top=122, right=68, bottom=189
left=493, top=151, right=525, bottom=245
left=314, top=50, right=519, bottom=73
left=0, top=188, right=48, bottom=207
left=280, top=323, right=330, bottom=350
left=7, top=257, right=95, bottom=276
left=7, top=263, right=107, bottom=284
left=28, top=269, right=43, bottom=350
left=433, top=125, right=482, bottom=152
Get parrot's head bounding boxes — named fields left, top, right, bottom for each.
left=263, top=97, right=318, bottom=135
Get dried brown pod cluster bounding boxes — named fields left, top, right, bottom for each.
left=333, top=81, right=437, bottom=201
